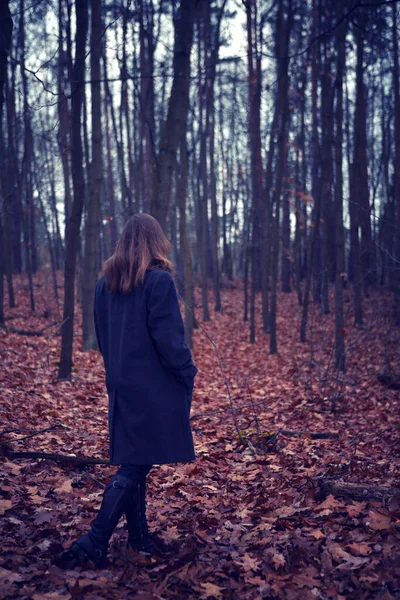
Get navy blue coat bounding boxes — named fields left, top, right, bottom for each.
left=93, top=268, right=198, bottom=465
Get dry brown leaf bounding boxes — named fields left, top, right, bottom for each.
left=308, top=528, right=326, bottom=540
left=200, top=582, right=225, bottom=598
left=0, top=499, right=13, bottom=515
left=326, top=540, right=370, bottom=570
left=235, top=552, right=261, bottom=572
left=365, top=510, right=392, bottom=531
left=346, top=542, right=373, bottom=556
left=54, top=479, right=73, bottom=494
left=315, top=494, right=345, bottom=511
left=271, top=552, right=286, bottom=570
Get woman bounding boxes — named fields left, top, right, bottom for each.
left=57, top=213, right=198, bottom=569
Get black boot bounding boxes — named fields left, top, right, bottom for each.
left=126, top=479, right=166, bottom=556
left=54, top=473, right=135, bottom=569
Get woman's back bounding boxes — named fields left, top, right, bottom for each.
left=94, top=266, right=197, bottom=465
left=94, top=269, right=155, bottom=392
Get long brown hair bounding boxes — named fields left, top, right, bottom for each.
left=103, top=213, right=172, bottom=293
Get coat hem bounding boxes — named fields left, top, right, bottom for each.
left=109, top=455, right=196, bottom=466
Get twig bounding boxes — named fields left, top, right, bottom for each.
left=1, top=449, right=109, bottom=465
left=280, top=430, right=339, bottom=439
left=7, top=321, right=59, bottom=336
left=3, top=424, right=67, bottom=442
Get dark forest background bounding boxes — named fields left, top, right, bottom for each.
left=0, top=0, right=399, bottom=379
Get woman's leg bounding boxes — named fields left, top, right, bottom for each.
left=121, top=464, right=165, bottom=555
left=122, top=464, right=151, bottom=549
left=55, top=466, right=151, bottom=568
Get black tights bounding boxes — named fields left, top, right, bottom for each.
left=116, top=464, right=152, bottom=483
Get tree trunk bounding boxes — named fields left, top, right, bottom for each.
left=6, top=59, right=22, bottom=274
left=246, top=0, right=263, bottom=342
left=152, top=0, right=196, bottom=231
left=58, top=0, right=72, bottom=231
left=393, top=3, right=400, bottom=325
left=300, top=0, right=320, bottom=343
left=139, top=0, right=156, bottom=214
left=19, top=0, right=35, bottom=310
left=334, top=1, right=346, bottom=371
left=178, top=140, right=194, bottom=347
left=270, top=0, right=292, bottom=354
left=354, top=31, right=373, bottom=297
left=58, top=0, right=88, bottom=380
left=82, top=0, right=102, bottom=350
left=0, top=1, right=13, bottom=326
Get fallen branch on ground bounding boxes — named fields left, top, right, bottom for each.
left=7, top=321, right=58, bottom=336
left=0, top=449, right=109, bottom=465
left=281, top=430, right=339, bottom=439
left=318, top=478, right=399, bottom=501
left=0, top=424, right=66, bottom=441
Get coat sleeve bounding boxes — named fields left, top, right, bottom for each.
left=147, top=270, right=198, bottom=392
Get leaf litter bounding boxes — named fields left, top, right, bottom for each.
left=0, top=273, right=399, bottom=599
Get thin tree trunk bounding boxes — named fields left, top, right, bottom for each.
left=393, top=3, right=400, bottom=325
left=178, top=140, right=194, bottom=347
left=246, top=0, right=263, bottom=342
left=58, top=0, right=88, bottom=380
left=354, top=31, right=373, bottom=296
left=82, top=0, right=102, bottom=350
left=7, top=55, right=22, bottom=274
left=270, top=0, right=292, bottom=354
left=0, top=0, right=11, bottom=326
left=138, top=0, right=156, bottom=214
left=300, top=0, right=320, bottom=342
left=58, top=0, right=72, bottom=231
left=19, top=0, right=35, bottom=310
left=334, top=2, right=346, bottom=371
left=2, top=74, right=15, bottom=308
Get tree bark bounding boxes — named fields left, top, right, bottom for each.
left=270, top=0, right=292, bottom=354
left=58, top=0, right=88, bottom=380
left=246, top=0, right=263, bottom=342
left=178, top=140, right=194, bottom=347
left=334, top=2, right=346, bottom=371
left=82, top=0, right=102, bottom=350
left=393, top=3, right=400, bottom=325
left=152, top=0, right=196, bottom=231
left=300, top=0, right=320, bottom=343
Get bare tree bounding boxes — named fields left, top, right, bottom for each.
left=0, top=0, right=13, bottom=327
left=151, top=0, right=197, bottom=230
left=334, top=0, right=347, bottom=370
left=82, top=0, right=103, bottom=350
left=58, top=0, right=88, bottom=380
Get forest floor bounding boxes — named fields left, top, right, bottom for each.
left=0, top=271, right=399, bottom=600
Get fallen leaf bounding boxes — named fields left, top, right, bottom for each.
left=54, top=479, right=73, bottom=494
left=326, top=540, right=370, bottom=570
left=365, top=510, right=391, bottom=531
left=346, top=542, right=373, bottom=556
left=0, top=567, right=22, bottom=585
left=308, top=528, right=325, bottom=540
left=0, top=499, right=13, bottom=515
left=33, top=510, right=54, bottom=525
left=200, top=582, right=225, bottom=598
left=235, top=552, right=261, bottom=572
left=271, top=552, right=286, bottom=570
left=345, top=501, right=367, bottom=518
left=315, top=495, right=345, bottom=511
left=162, top=525, right=181, bottom=542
